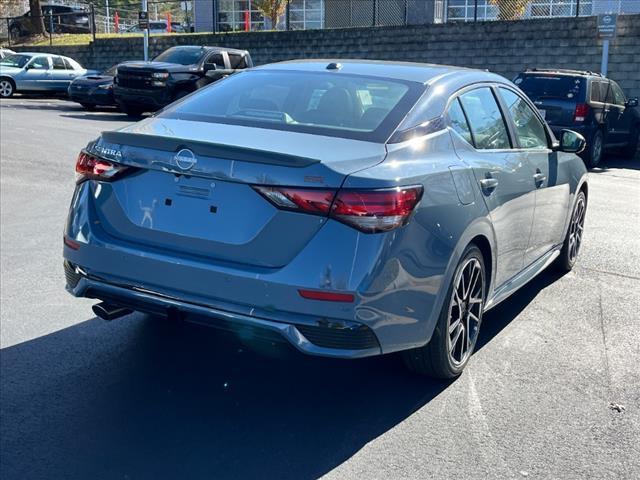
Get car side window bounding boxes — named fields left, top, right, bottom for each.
left=459, top=87, right=511, bottom=150
left=447, top=98, right=473, bottom=145
left=62, top=58, right=73, bottom=70
left=610, top=82, right=626, bottom=106
left=52, top=56, right=66, bottom=70
left=28, top=56, right=49, bottom=70
left=204, top=53, right=225, bottom=70
left=590, top=81, right=607, bottom=103
left=498, top=87, right=548, bottom=149
left=228, top=53, right=247, bottom=69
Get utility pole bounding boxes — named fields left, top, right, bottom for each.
left=106, top=0, right=110, bottom=33
left=142, top=0, right=149, bottom=61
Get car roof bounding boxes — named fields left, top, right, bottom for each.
left=254, top=59, right=504, bottom=85
left=166, top=45, right=249, bottom=55
left=521, top=69, right=605, bottom=79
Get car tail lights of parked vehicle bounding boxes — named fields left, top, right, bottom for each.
left=75, top=151, right=130, bottom=183
left=254, top=186, right=423, bottom=233
left=573, top=103, right=590, bottom=122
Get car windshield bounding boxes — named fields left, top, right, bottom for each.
left=514, top=74, right=585, bottom=101
left=0, top=54, right=31, bottom=68
left=160, top=70, right=423, bottom=142
left=153, top=47, right=205, bottom=65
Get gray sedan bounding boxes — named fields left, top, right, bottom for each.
left=0, top=52, right=95, bottom=98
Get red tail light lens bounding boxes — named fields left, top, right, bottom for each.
left=331, top=187, right=423, bottom=232
left=254, top=185, right=423, bottom=233
left=75, top=151, right=129, bottom=184
left=573, top=103, right=589, bottom=122
left=298, top=289, right=355, bottom=302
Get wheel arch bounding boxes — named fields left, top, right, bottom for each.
left=0, top=76, right=16, bottom=88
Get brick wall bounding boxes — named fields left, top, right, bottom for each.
left=13, top=14, right=640, bottom=99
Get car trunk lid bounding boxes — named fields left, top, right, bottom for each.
left=89, top=117, right=387, bottom=268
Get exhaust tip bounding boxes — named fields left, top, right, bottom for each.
left=92, top=302, right=132, bottom=321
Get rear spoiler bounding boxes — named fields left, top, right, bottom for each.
left=100, top=131, right=318, bottom=168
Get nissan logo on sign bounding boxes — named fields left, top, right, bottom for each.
left=174, top=148, right=197, bottom=171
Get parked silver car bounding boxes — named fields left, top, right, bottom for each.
left=0, top=52, right=95, bottom=98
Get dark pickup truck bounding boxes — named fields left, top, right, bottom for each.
left=113, top=45, right=253, bottom=117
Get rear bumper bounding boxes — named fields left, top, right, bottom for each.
left=64, top=261, right=381, bottom=358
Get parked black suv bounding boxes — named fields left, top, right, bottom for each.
left=9, top=4, right=90, bottom=37
left=514, top=69, right=639, bottom=167
left=113, top=46, right=253, bottom=117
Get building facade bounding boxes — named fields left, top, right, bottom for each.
left=193, top=0, right=640, bottom=32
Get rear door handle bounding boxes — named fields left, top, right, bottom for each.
left=480, top=177, right=499, bottom=195
left=533, top=171, right=546, bottom=188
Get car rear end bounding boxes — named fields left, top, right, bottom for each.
left=514, top=71, right=597, bottom=142
left=64, top=67, right=445, bottom=358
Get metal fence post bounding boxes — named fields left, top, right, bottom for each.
left=405, top=0, right=409, bottom=25
left=48, top=11, right=53, bottom=45
left=474, top=0, right=479, bottom=22
left=576, top=0, right=581, bottom=17
left=349, top=0, right=353, bottom=27
left=6, top=18, right=10, bottom=47
left=373, top=0, right=377, bottom=26
left=286, top=1, right=290, bottom=30
left=90, top=3, right=96, bottom=41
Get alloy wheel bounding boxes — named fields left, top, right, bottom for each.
left=568, top=195, right=586, bottom=263
left=0, top=80, right=13, bottom=98
left=447, top=257, right=484, bottom=366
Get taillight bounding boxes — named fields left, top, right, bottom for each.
left=253, top=185, right=423, bottom=233
left=574, top=103, right=589, bottom=122
left=332, top=187, right=423, bottom=232
left=75, top=151, right=129, bottom=184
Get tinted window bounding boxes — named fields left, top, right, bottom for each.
left=610, top=82, right=626, bottom=106
left=161, top=70, right=422, bottom=142
left=590, top=81, right=608, bottom=103
left=153, top=47, right=206, bottom=66
left=29, top=56, right=49, bottom=70
left=205, top=53, right=225, bottom=69
left=447, top=98, right=473, bottom=145
left=0, top=54, right=31, bottom=68
left=499, top=88, right=548, bottom=149
left=515, top=74, right=585, bottom=101
left=228, top=53, right=247, bottom=69
left=459, top=88, right=511, bottom=150
left=52, top=56, right=66, bottom=70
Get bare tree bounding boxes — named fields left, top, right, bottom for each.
left=489, top=0, right=530, bottom=20
left=253, top=0, right=290, bottom=30
left=28, top=0, right=45, bottom=34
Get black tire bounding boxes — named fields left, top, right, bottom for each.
left=80, top=103, right=95, bottom=111
left=621, top=127, right=639, bottom=159
left=0, top=78, right=15, bottom=98
left=402, top=244, right=486, bottom=378
left=583, top=130, right=604, bottom=169
left=556, top=191, right=587, bottom=272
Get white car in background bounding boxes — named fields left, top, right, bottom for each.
left=0, top=48, right=15, bottom=59
left=0, top=52, right=96, bottom=98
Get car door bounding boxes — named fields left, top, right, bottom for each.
left=497, top=86, right=571, bottom=265
left=606, top=81, right=632, bottom=146
left=48, top=55, right=72, bottom=91
left=21, top=56, right=51, bottom=90
left=449, top=86, right=536, bottom=288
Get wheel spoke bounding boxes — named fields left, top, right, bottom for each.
left=449, top=317, right=461, bottom=335
left=450, top=325, right=463, bottom=355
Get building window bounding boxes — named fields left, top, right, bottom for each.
left=217, top=0, right=324, bottom=32
left=289, top=0, right=324, bottom=30
left=446, top=0, right=594, bottom=22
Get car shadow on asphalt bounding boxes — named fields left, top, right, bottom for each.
left=590, top=154, right=640, bottom=172
left=0, top=269, right=565, bottom=480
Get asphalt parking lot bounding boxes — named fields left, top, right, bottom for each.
left=1, top=96, right=639, bottom=480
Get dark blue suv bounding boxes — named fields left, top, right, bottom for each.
left=514, top=69, right=639, bottom=168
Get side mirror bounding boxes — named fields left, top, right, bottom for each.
left=557, top=129, right=586, bottom=154
left=24, top=64, right=32, bottom=70
left=203, top=63, right=217, bottom=72
left=625, top=97, right=638, bottom=108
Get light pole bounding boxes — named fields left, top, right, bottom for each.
left=142, top=0, right=149, bottom=61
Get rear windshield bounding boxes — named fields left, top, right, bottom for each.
left=153, top=47, right=206, bottom=66
left=160, top=70, right=424, bottom=142
left=0, top=54, right=31, bottom=68
left=514, top=74, right=585, bottom=101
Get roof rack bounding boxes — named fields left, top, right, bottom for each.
left=526, top=68, right=604, bottom=77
